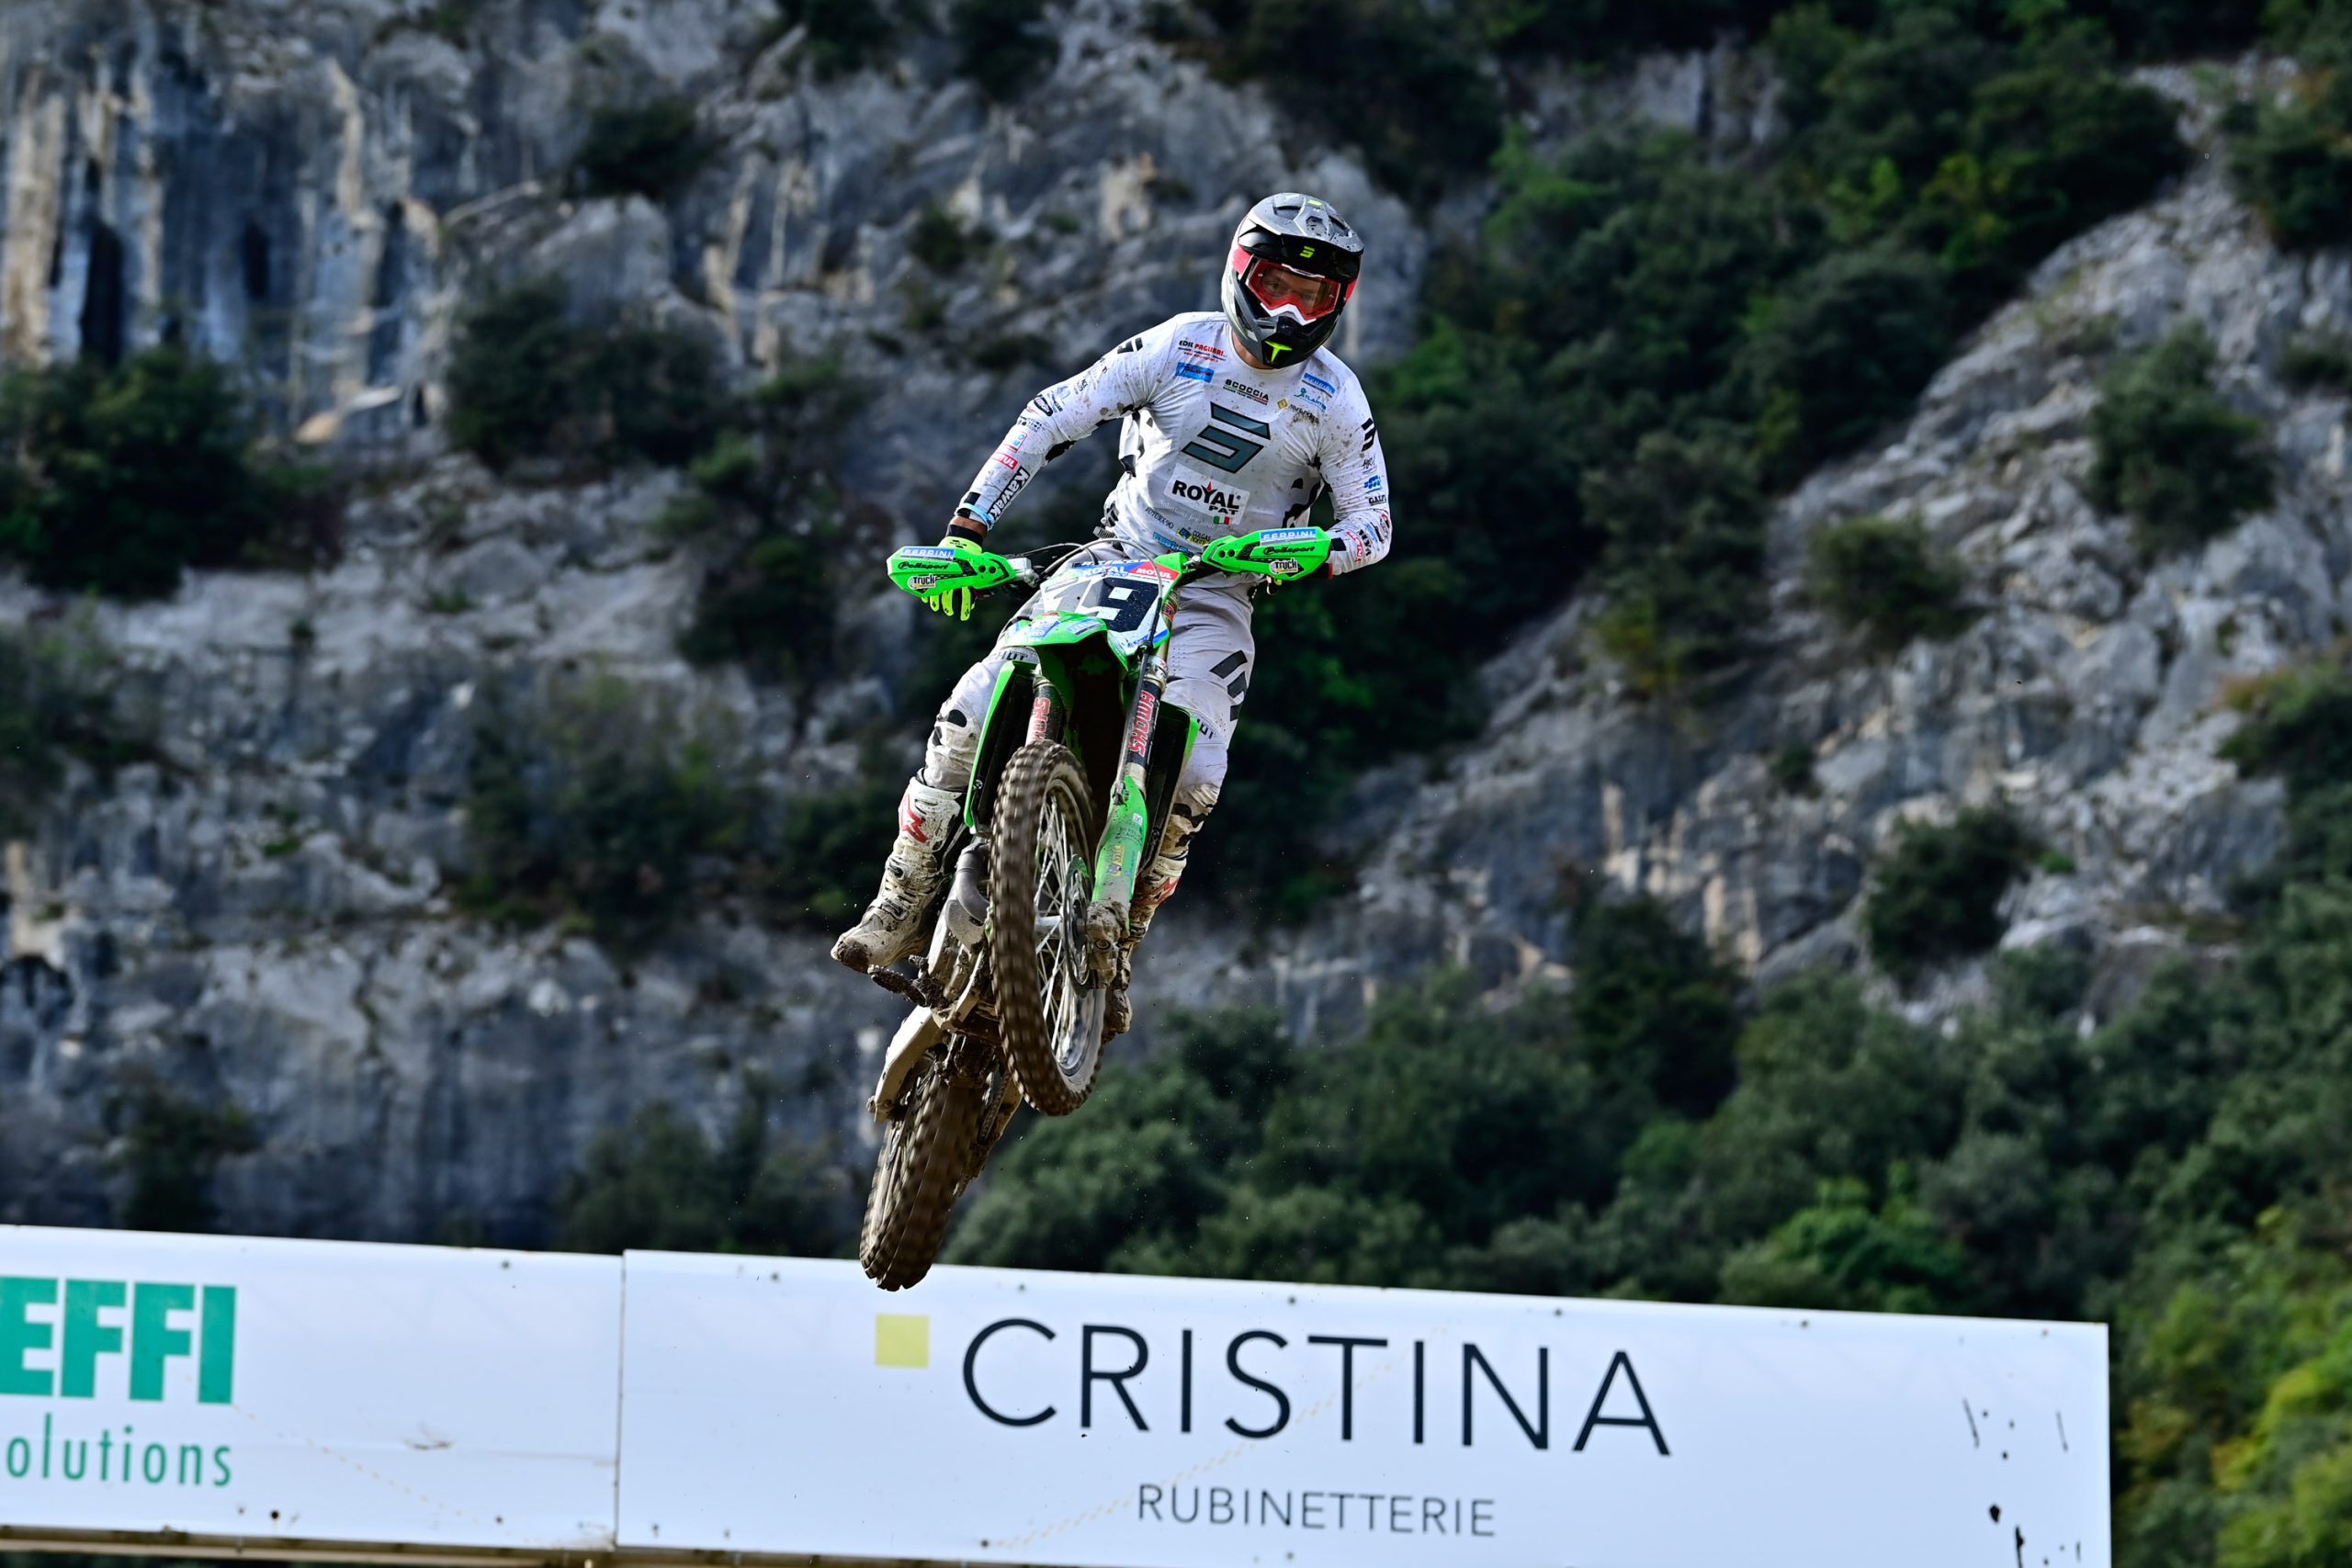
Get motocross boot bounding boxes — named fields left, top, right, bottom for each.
left=831, top=780, right=963, bottom=975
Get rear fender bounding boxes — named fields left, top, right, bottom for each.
left=868, top=1006, right=944, bottom=1122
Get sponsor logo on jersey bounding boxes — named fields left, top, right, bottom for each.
left=1222, top=378, right=1271, bottom=405
left=1303, top=371, right=1338, bottom=397
left=998, top=465, right=1033, bottom=507
left=1366, top=472, right=1385, bottom=491
left=992, top=449, right=1020, bottom=469
left=1174, top=361, right=1214, bottom=383
left=1176, top=338, right=1225, bottom=361
left=1293, top=390, right=1329, bottom=414
left=1167, top=475, right=1251, bottom=519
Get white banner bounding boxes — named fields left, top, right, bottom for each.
left=0, top=1226, right=622, bottom=1551
left=616, top=1256, right=2110, bottom=1568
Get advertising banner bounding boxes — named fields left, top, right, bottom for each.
left=0, top=1226, right=621, bottom=1551
left=616, top=1255, right=2110, bottom=1568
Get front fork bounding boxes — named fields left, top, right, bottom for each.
left=1089, top=590, right=1179, bottom=931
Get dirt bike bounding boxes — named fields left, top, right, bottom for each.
left=855, top=525, right=1332, bottom=1290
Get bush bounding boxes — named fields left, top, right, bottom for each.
left=951, top=0, right=1054, bottom=101
left=670, top=355, right=867, bottom=685
left=1806, top=513, right=1971, bottom=652
left=2229, top=41, right=2352, bottom=251
left=2220, top=660, right=2352, bottom=794
left=2088, top=324, right=2274, bottom=557
left=1745, top=246, right=1953, bottom=482
left=556, top=1099, right=849, bottom=1255
left=445, top=279, right=730, bottom=474
left=0, top=345, right=310, bottom=599
left=1207, top=0, right=1502, bottom=203
left=1586, top=428, right=1768, bottom=695
left=908, top=203, right=982, bottom=274
left=458, top=676, right=756, bottom=950
left=767, top=768, right=903, bottom=929
left=0, top=627, right=147, bottom=840
left=1569, top=897, right=1742, bottom=1116
left=1862, top=805, right=2039, bottom=987
left=769, top=0, right=896, bottom=76
left=1917, top=51, right=2185, bottom=308
left=572, top=97, right=710, bottom=201
left=2281, top=331, right=2352, bottom=394
left=107, top=1080, right=258, bottom=1234
left=1719, top=1174, right=1976, bottom=1314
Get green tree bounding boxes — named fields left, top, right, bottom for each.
left=0, top=345, right=306, bottom=599
left=2089, top=325, right=2275, bottom=557
left=1806, top=513, right=1972, bottom=652
left=1862, top=806, right=2040, bottom=987
left=573, top=97, right=711, bottom=201
left=445, top=279, right=729, bottom=474
left=556, top=1098, right=848, bottom=1256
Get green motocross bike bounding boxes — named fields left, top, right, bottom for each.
left=857, top=525, right=1332, bottom=1290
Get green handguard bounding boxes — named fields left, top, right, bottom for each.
left=887, top=545, right=1020, bottom=600
left=1200, top=526, right=1331, bottom=580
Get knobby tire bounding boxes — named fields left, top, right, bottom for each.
left=990, top=740, right=1106, bottom=1116
left=859, top=1043, right=984, bottom=1291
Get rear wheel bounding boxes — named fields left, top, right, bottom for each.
left=859, top=1043, right=986, bottom=1291
left=991, top=740, right=1108, bottom=1115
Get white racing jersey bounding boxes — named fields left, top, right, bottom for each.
left=957, top=310, right=1393, bottom=581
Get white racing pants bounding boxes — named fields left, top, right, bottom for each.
left=917, top=541, right=1255, bottom=919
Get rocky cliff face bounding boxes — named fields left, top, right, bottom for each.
left=1175, top=69, right=2335, bottom=1041
left=1, top=6, right=2303, bottom=1243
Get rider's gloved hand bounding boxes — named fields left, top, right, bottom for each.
left=924, top=520, right=989, bottom=621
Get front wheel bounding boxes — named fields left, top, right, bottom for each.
left=990, top=740, right=1108, bottom=1115
left=859, top=1043, right=986, bottom=1291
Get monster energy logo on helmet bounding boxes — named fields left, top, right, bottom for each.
left=1222, top=193, right=1363, bottom=367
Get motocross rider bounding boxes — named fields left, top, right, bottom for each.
left=831, top=192, right=1394, bottom=1035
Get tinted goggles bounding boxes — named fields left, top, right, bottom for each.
left=1233, top=247, right=1353, bottom=321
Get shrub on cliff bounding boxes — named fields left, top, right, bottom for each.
left=1862, top=806, right=2040, bottom=987
left=0, top=345, right=313, bottom=599
left=951, top=0, right=1054, bottom=100
left=1806, top=513, right=1972, bottom=653
left=572, top=96, right=711, bottom=202
left=2088, top=324, right=2274, bottom=557
left=107, top=1079, right=260, bottom=1234
left=1587, top=428, right=1769, bottom=698
left=458, top=677, right=754, bottom=949
left=766, top=0, right=897, bottom=76
left=668, top=355, right=867, bottom=686
left=1745, top=247, right=1954, bottom=484
left=0, top=627, right=148, bottom=840
left=2220, top=660, right=2352, bottom=794
left=2228, top=14, right=2352, bottom=251
left=446, top=279, right=728, bottom=474
left=556, top=1099, right=850, bottom=1256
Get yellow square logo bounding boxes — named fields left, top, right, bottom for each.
left=875, top=1314, right=930, bottom=1369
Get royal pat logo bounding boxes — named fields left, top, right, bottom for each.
left=1, top=1278, right=239, bottom=1489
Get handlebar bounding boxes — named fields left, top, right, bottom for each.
left=884, top=526, right=1331, bottom=604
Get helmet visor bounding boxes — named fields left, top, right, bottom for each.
left=1234, top=248, right=1350, bottom=322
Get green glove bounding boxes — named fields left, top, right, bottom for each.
left=924, top=536, right=982, bottom=620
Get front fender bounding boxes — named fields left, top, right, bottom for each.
left=999, top=610, right=1136, bottom=660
